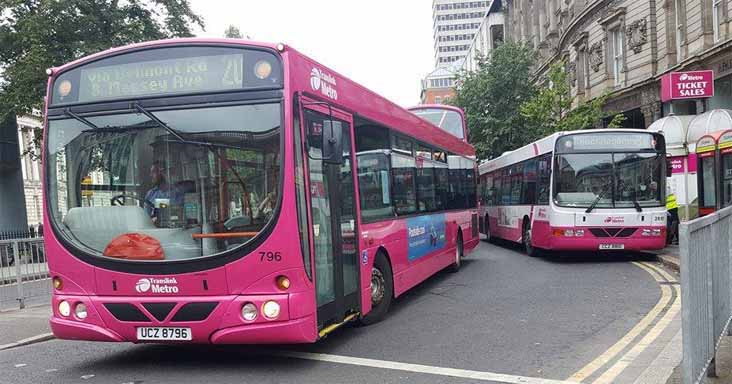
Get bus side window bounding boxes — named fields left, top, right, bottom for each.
left=537, top=154, right=551, bottom=205
left=491, top=173, right=500, bottom=206
left=523, top=159, right=537, bottom=205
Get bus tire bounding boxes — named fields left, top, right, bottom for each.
left=360, top=252, right=393, bottom=325
left=523, top=220, right=541, bottom=257
left=449, top=231, right=464, bottom=273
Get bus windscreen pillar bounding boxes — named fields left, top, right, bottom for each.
left=0, top=115, right=29, bottom=235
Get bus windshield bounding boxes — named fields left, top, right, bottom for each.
left=554, top=152, right=663, bottom=208
left=411, top=108, right=464, bottom=139
left=46, top=103, right=281, bottom=261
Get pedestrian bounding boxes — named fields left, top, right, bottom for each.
left=666, top=185, right=679, bottom=245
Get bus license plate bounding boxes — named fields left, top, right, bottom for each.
left=136, top=327, right=191, bottom=341
left=599, top=244, right=624, bottom=250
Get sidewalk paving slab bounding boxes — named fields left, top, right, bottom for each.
left=0, top=305, right=51, bottom=350
left=666, top=335, right=732, bottom=384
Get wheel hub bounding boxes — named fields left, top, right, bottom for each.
left=371, top=267, right=385, bottom=305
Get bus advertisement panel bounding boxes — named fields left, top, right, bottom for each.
left=43, top=39, right=479, bottom=344
left=478, top=130, right=667, bottom=256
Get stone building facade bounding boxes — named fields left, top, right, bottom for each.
left=17, top=115, right=43, bottom=226
left=505, top=0, right=732, bottom=128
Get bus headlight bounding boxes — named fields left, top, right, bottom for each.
left=643, top=228, right=663, bottom=236
left=241, top=302, right=258, bottom=321
left=58, top=301, right=71, bottom=317
left=574, top=229, right=584, bottom=237
left=262, top=301, right=280, bottom=319
left=74, top=303, right=88, bottom=320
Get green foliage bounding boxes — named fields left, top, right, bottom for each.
left=0, top=0, right=205, bottom=120
left=520, top=60, right=625, bottom=136
left=452, top=41, right=537, bottom=159
left=224, top=25, right=242, bottom=39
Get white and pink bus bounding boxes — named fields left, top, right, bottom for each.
left=43, top=39, right=480, bottom=344
left=478, top=129, right=668, bottom=256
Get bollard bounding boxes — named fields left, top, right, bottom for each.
left=13, top=240, right=25, bottom=309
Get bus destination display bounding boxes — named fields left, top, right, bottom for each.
left=77, top=54, right=244, bottom=102
left=558, top=133, right=655, bottom=152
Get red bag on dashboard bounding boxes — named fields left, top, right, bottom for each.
left=103, top=233, right=165, bottom=260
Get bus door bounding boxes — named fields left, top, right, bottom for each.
left=300, top=101, right=360, bottom=329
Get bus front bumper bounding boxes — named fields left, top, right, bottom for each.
left=544, top=227, right=667, bottom=251
left=49, top=293, right=318, bottom=344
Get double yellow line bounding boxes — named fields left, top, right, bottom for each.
left=567, top=261, right=681, bottom=384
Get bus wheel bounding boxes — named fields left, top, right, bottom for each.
left=523, top=221, right=541, bottom=257
left=449, top=231, right=464, bottom=272
left=360, top=252, right=393, bottom=325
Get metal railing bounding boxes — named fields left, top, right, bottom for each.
left=0, top=236, right=48, bottom=311
left=679, top=205, right=732, bottom=384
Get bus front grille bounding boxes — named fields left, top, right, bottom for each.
left=588, top=228, right=637, bottom=238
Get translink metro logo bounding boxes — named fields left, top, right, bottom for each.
left=310, top=67, right=338, bottom=100
left=135, top=277, right=179, bottom=294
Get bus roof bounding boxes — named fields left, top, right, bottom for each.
left=479, top=132, right=559, bottom=174
left=48, top=38, right=474, bottom=157
left=478, top=128, right=658, bottom=175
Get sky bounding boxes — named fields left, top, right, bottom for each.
left=189, top=0, right=436, bottom=107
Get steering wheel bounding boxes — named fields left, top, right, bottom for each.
left=111, top=194, right=151, bottom=208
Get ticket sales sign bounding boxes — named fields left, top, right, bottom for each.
left=661, top=70, right=714, bottom=102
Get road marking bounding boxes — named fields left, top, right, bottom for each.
left=642, top=261, right=677, bottom=283
left=630, top=328, right=682, bottom=384
left=591, top=264, right=681, bottom=384
left=567, top=262, right=672, bottom=382
left=277, top=351, right=579, bottom=384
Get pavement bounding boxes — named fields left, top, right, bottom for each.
left=645, top=244, right=681, bottom=273
left=0, top=241, right=684, bottom=384
left=0, top=305, right=52, bottom=351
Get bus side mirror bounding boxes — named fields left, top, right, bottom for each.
left=322, top=120, right=343, bottom=165
left=666, top=159, right=674, bottom=177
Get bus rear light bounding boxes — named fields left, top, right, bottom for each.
left=52, top=277, right=63, bottom=290
left=58, top=301, right=71, bottom=317
left=276, top=275, right=291, bottom=290
left=74, top=303, right=88, bottom=320
left=241, top=302, right=258, bottom=321
left=262, top=301, right=280, bottom=320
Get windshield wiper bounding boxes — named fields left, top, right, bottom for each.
left=632, top=199, right=643, bottom=212
left=132, top=102, right=254, bottom=217
left=64, top=109, right=98, bottom=130
left=586, top=186, right=610, bottom=213
left=133, top=103, right=188, bottom=143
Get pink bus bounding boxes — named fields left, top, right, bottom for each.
left=477, top=129, right=668, bottom=256
left=43, top=38, right=480, bottom=344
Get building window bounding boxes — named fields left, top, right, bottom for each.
left=435, top=96, right=442, bottom=104
left=713, top=0, right=723, bottom=42
left=675, top=0, right=684, bottom=62
left=612, top=29, right=624, bottom=86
